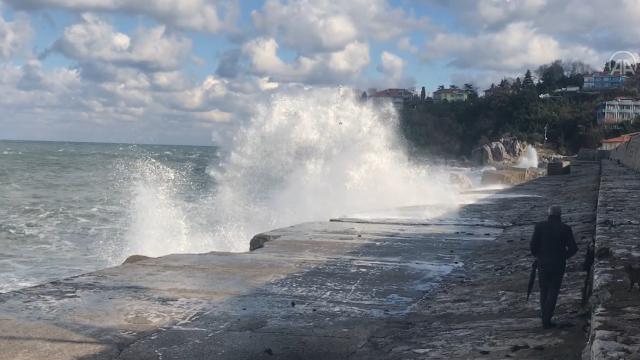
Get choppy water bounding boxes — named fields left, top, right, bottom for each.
left=0, top=141, right=218, bottom=292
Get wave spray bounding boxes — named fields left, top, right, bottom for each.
left=124, top=88, right=460, bottom=257
left=516, top=145, right=539, bottom=169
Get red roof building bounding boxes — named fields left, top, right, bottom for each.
left=370, top=88, right=415, bottom=109
left=600, top=132, right=640, bottom=150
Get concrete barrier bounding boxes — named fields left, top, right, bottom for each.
left=547, top=161, right=571, bottom=175
left=578, top=148, right=598, bottom=161
left=578, top=148, right=610, bottom=161
left=610, top=134, right=640, bottom=170
left=480, top=166, right=544, bottom=185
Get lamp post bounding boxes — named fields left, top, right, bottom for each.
left=544, top=123, right=549, bottom=144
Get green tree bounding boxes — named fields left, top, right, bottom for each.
left=522, top=70, right=535, bottom=88
left=512, top=77, right=522, bottom=92
left=420, top=86, right=426, bottom=101
left=537, top=60, right=565, bottom=92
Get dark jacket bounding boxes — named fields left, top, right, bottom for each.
left=530, top=215, right=578, bottom=267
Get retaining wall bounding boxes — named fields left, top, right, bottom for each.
left=610, top=135, right=640, bottom=170
left=586, top=160, right=640, bottom=359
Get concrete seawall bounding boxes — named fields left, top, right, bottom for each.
left=585, top=160, right=640, bottom=358
left=611, top=134, right=640, bottom=170
left=0, top=162, right=606, bottom=359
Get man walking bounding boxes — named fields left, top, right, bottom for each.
left=530, top=205, right=578, bottom=329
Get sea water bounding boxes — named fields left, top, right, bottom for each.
left=0, top=88, right=475, bottom=293
left=0, top=141, right=218, bottom=292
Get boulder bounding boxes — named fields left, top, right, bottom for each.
left=502, top=137, right=526, bottom=159
left=471, top=144, right=493, bottom=165
left=122, top=255, right=152, bottom=264
left=472, top=137, right=527, bottom=165
left=449, top=173, right=473, bottom=190
left=490, top=142, right=508, bottom=162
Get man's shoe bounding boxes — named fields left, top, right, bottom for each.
left=543, top=322, right=557, bottom=329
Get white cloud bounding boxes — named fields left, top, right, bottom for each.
left=397, top=37, right=418, bottom=55
left=427, top=0, right=640, bottom=53
left=424, top=22, right=599, bottom=71
left=328, top=41, right=370, bottom=74
left=0, top=11, right=32, bottom=59
left=52, top=14, right=191, bottom=72
left=373, top=50, right=414, bottom=88
left=475, top=0, right=547, bottom=27
left=251, top=0, right=425, bottom=54
left=0, top=58, right=277, bottom=144
left=242, top=37, right=370, bottom=84
left=379, top=51, right=404, bottom=79
left=5, top=0, right=238, bottom=33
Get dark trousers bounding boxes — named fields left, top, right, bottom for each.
left=538, top=264, right=564, bottom=325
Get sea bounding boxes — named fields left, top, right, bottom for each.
left=0, top=141, right=219, bottom=292
left=0, top=88, right=505, bottom=293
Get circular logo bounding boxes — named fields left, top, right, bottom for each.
left=608, top=51, right=638, bottom=76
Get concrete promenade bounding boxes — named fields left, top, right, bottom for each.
left=354, top=161, right=601, bottom=359
left=0, top=162, right=603, bottom=359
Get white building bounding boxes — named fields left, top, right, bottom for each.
left=370, top=89, right=415, bottom=110
left=597, top=98, right=640, bottom=127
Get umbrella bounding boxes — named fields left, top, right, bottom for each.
left=527, top=260, right=538, bottom=300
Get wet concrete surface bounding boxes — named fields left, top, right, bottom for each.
left=350, top=161, right=601, bottom=360
left=0, top=162, right=601, bottom=359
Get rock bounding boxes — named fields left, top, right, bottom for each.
left=122, top=255, right=151, bottom=264
left=502, top=137, right=527, bottom=159
left=249, top=233, right=280, bottom=251
left=490, top=142, right=508, bottom=162
left=472, top=144, right=493, bottom=165
left=472, top=137, right=528, bottom=165
left=449, top=173, right=473, bottom=190
left=264, top=348, right=274, bottom=356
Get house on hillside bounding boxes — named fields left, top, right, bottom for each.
left=433, top=88, right=469, bottom=102
left=600, top=133, right=640, bottom=150
left=553, top=86, right=580, bottom=94
left=597, top=98, right=640, bottom=127
left=584, top=72, right=629, bottom=91
left=370, top=88, right=415, bottom=110
left=483, top=86, right=513, bottom=97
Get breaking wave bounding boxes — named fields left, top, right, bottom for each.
left=124, top=88, right=462, bottom=257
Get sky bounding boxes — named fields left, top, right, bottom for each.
left=0, top=0, right=638, bottom=145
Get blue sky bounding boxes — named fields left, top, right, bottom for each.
left=0, top=0, right=636, bottom=145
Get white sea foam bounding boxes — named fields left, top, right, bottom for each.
left=124, top=88, right=463, bottom=257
